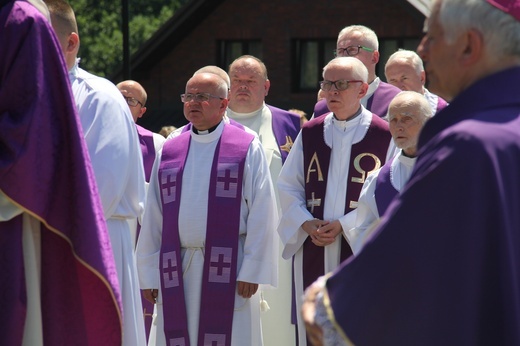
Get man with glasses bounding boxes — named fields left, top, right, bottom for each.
left=136, top=72, right=278, bottom=346
left=277, top=57, right=392, bottom=346
left=303, top=0, right=520, bottom=345
left=45, top=1, right=147, bottom=345
left=314, top=25, right=400, bottom=119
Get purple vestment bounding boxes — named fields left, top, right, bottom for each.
left=374, top=157, right=398, bottom=216
left=158, top=123, right=254, bottom=346
left=326, top=67, right=520, bottom=345
left=136, top=124, right=156, bottom=182
left=0, top=2, right=122, bottom=344
left=266, top=105, right=301, bottom=163
left=314, top=81, right=401, bottom=118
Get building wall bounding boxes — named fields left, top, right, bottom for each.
left=134, top=0, right=425, bottom=132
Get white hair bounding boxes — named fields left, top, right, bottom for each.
left=337, top=25, right=379, bottom=50
left=385, top=49, right=424, bottom=75
left=436, top=0, right=520, bottom=61
left=388, top=91, right=434, bottom=123
left=323, top=57, right=369, bottom=82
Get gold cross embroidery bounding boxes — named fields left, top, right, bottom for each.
left=307, top=192, right=322, bottom=213
left=280, top=136, right=294, bottom=153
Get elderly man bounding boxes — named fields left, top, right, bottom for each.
left=303, top=0, right=520, bottom=345
left=277, top=57, right=392, bottom=346
left=349, top=91, right=433, bottom=256
left=136, top=72, right=278, bottom=346
left=313, top=25, right=401, bottom=118
left=385, top=49, right=448, bottom=114
left=227, top=55, right=300, bottom=345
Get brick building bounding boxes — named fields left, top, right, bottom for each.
left=113, top=0, right=428, bottom=132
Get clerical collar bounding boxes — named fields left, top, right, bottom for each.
left=192, top=122, right=221, bottom=135
left=333, top=106, right=363, bottom=122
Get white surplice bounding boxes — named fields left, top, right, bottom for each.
left=136, top=121, right=278, bottom=346
left=349, top=150, right=416, bottom=255
left=277, top=109, right=392, bottom=346
left=227, top=104, right=295, bottom=346
left=70, top=61, right=147, bottom=346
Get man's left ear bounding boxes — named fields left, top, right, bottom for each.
left=140, top=107, right=147, bottom=118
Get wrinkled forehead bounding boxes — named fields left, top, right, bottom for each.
left=337, top=31, right=365, bottom=46
left=388, top=103, right=422, bottom=120
left=324, top=63, right=357, bottom=80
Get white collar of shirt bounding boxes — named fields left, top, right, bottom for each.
left=190, top=120, right=224, bottom=144
left=227, top=103, right=265, bottom=119
left=361, top=77, right=381, bottom=107
left=69, top=58, right=81, bottom=80
left=323, top=106, right=372, bottom=148
left=423, top=88, right=439, bottom=113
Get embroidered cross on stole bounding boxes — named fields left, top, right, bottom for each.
left=158, top=124, right=254, bottom=346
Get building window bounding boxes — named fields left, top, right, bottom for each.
left=292, top=39, right=336, bottom=92
left=218, top=40, right=263, bottom=70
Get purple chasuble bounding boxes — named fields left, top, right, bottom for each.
left=326, top=67, right=520, bottom=345
left=374, top=157, right=399, bottom=216
left=0, top=2, right=122, bottom=344
left=158, top=123, right=254, bottom=346
left=314, top=81, right=401, bottom=118
left=136, top=124, right=156, bottom=182
left=266, top=105, right=301, bottom=163
left=365, top=81, right=401, bottom=118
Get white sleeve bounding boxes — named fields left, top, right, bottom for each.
left=237, top=138, right=279, bottom=287
left=347, top=170, right=380, bottom=256
left=135, top=153, right=164, bottom=289
left=276, top=132, right=315, bottom=260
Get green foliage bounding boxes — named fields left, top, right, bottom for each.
left=69, top=0, right=185, bottom=78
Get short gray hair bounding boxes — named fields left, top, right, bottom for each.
left=385, top=49, right=424, bottom=75
left=388, top=91, right=434, bottom=123
left=337, top=25, right=379, bottom=50
left=323, top=57, right=369, bottom=82
left=437, top=0, right=520, bottom=61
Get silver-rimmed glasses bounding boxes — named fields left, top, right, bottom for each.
left=180, top=93, right=224, bottom=103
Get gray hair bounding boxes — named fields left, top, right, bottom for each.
left=323, top=57, right=369, bottom=82
left=388, top=91, right=434, bottom=123
left=337, top=25, right=379, bottom=50
left=193, top=66, right=231, bottom=89
left=385, top=49, right=424, bottom=75
left=437, top=0, right=520, bottom=60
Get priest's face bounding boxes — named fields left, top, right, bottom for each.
left=417, top=0, right=464, bottom=102
left=322, top=58, right=368, bottom=120
left=385, top=59, right=425, bottom=93
left=228, top=58, right=271, bottom=113
left=183, top=74, right=228, bottom=131
left=388, top=101, right=426, bottom=156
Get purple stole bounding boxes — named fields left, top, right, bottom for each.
left=158, top=124, right=254, bottom=346
left=437, top=96, right=448, bottom=112
left=300, top=113, right=391, bottom=290
left=0, top=3, right=122, bottom=344
left=366, top=81, right=401, bottom=118
left=136, top=124, right=156, bottom=182
left=374, top=157, right=399, bottom=217
left=266, top=105, right=301, bottom=163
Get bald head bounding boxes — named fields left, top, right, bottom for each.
left=116, top=80, right=148, bottom=122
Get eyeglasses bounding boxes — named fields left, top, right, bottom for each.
left=333, top=45, right=374, bottom=57
left=123, top=96, right=144, bottom=107
left=319, top=80, right=363, bottom=91
left=180, top=93, right=224, bottom=103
